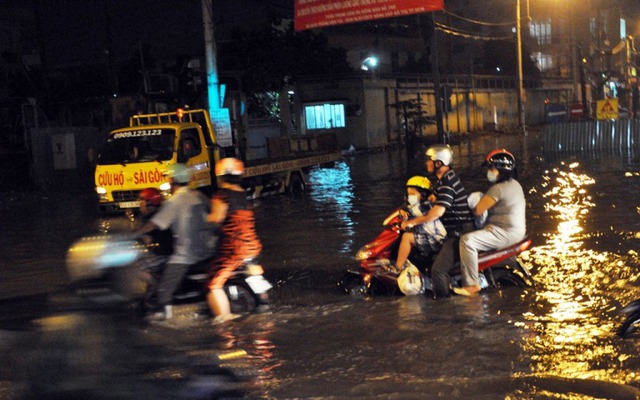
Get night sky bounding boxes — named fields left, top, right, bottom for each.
left=2, top=0, right=294, bottom=70
left=2, top=0, right=638, bottom=71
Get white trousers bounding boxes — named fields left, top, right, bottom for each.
left=459, top=225, right=524, bottom=287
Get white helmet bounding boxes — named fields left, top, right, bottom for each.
left=425, top=144, right=454, bottom=166
left=164, top=163, right=191, bottom=184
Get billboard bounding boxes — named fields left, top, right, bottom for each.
left=295, top=0, right=444, bottom=31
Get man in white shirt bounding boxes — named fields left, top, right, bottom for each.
left=455, top=149, right=526, bottom=296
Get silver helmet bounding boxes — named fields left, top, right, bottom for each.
left=425, top=144, right=454, bottom=166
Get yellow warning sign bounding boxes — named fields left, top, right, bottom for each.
left=596, top=98, right=619, bottom=120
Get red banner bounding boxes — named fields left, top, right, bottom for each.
left=295, top=0, right=444, bottom=31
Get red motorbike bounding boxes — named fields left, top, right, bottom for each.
left=338, top=209, right=534, bottom=297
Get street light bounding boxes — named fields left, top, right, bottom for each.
left=361, top=56, right=379, bottom=71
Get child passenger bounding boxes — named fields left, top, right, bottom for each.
left=393, top=176, right=447, bottom=271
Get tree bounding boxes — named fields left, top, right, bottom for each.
left=219, top=23, right=354, bottom=116
left=389, top=98, right=436, bottom=156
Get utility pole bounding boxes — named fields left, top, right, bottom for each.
left=429, top=13, right=446, bottom=143
left=516, top=0, right=527, bottom=135
left=202, top=0, right=221, bottom=110
left=201, top=0, right=234, bottom=152
left=578, top=45, right=589, bottom=118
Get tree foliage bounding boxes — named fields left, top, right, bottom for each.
left=219, top=23, right=354, bottom=93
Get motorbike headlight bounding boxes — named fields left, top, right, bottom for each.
left=66, top=235, right=143, bottom=281
left=355, top=243, right=374, bottom=261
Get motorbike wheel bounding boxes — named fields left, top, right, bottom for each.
left=224, top=282, right=257, bottom=314
left=347, top=282, right=370, bottom=298
left=337, top=273, right=370, bottom=298
left=488, top=266, right=531, bottom=287
left=617, top=312, right=640, bottom=338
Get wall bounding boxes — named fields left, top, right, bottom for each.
left=297, top=78, right=397, bottom=149
left=362, top=80, right=395, bottom=148
left=298, top=75, right=567, bottom=149
left=30, top=127, right=108, bottom=191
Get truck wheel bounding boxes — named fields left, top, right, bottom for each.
left=287, top=173, right=305, bottom=194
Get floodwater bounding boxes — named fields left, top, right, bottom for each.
left=2, top=131, right=640, bottom=399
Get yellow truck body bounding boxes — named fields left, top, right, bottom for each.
left=94, top=109, right=339, bottom=212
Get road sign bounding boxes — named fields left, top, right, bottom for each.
left=569, top=103, right=584, bottom=120
left=596, top=98, right=618, bottom=120
left=544, top=103, right=567, bottom=124
left=209, top=108, right=233, bottom=147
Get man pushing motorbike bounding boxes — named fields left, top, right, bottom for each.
left=207, top=158, right=263, bottom=324
left=135, top=164, right=215, bottom=320
left=399, top=144, right=474, bottom=298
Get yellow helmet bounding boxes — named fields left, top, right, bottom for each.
left=406, top=176, right=432, bottom=191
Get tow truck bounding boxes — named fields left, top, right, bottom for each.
left=94, top=108, right=340, bottom=213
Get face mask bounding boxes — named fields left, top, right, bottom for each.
left=487, top=170, right=499, bottom=183
left=407, top=194, right=420, bottom=206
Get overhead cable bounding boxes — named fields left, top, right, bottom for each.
left=442, top=9, right=513, bottom=27
left=434, top=22, right=514, bottom=41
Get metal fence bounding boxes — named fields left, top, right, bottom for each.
left=544, top=119, right=640, bottom=154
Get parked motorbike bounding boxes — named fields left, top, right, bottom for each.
left=617, top=299, right=640, bottom=337
left=65, top=235, right=272, bottom=315
left=337, top=209, right=534, bottom=297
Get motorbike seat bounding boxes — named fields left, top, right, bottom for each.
left=185, top=258, right=213, bottom=281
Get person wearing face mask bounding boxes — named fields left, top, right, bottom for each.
left=401, top=144, right=474, bottom=298
left=454, top=149, right=526, bottom=296
left=393, top=176, right=447, bottom=271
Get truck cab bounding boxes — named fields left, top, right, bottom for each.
left=95, top=113, right=216, bottom=213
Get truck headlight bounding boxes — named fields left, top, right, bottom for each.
left=95, top=186, right=107, bottom=200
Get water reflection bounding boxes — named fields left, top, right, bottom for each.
left=517, top=161, right=640, bottom=385
left=308, top=161, right=355, bottom=254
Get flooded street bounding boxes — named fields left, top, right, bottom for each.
left=3, top=131, right=640, bottom=399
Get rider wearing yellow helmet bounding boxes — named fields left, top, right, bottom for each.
left=405, top=175, right=434, bottom=201
left=393, top=176, right=447, bottom=272
left=401, top=144, right=475, bottom=298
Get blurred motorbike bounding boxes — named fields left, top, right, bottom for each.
left=65, top=235, right=272, bottom=315
left=617, top=299, right=640, bottom=337
left=337, top=208, right=534, bottom=297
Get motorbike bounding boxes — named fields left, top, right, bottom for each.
left=337, top=208, right=534, bottom=297
left=617, top=299, right=640, bottom=337
left=65, top=235, right=272, bottom=315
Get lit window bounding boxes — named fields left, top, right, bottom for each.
left=533, top=52, right=553, bottom=71
left=529, top=19, right=552, bottom=45
left=620, top=18, right=626, bottom=39
left=304, top=103, right=346, bottom=130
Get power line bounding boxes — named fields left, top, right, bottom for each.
left=434, top=22, right=514, bottom=41
left=442, top=9, right=513, bottom=27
